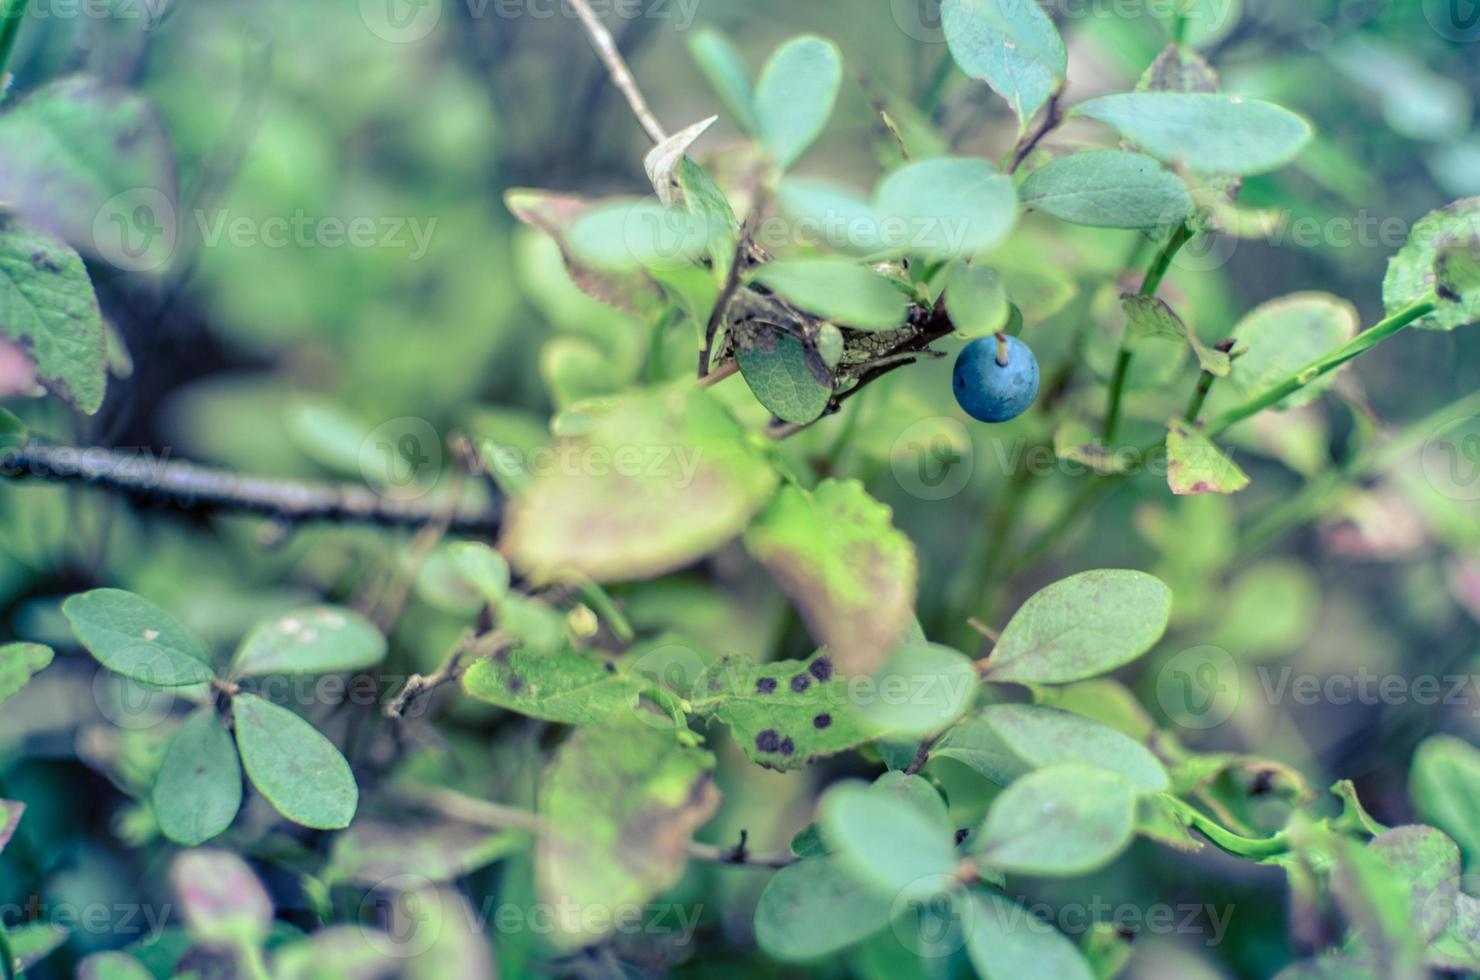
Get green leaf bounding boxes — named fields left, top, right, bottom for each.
left=0, top=76, right=178, bottom=265
left=945, top=261, right=1011, bottom=337
left=232, top=693, right=357, bottom=830
left=744, top=479, right=917, bottom=675
left=1428, top=892, right=1480, bottom=974
left=754, top=858, right=893, bottom=962
left=77, top=952, right=153, bottom=980
left=0, top=407, right=25, bottom=452
left=1122, top=293, right=1230, bottom=376
left=968, top=704, right=1170, bottom=793
left=974, top=765, right=1137, bottom=876
left=505, top=189, right=665, bottom=316
left=750, top=259, right=909, bottom=331
left=1229, top=293, right=1360, bottom=409
left=1384, top=199, right=1480, bottom=331
left=6, top=921, right=68, bottom=973
left=981, top=570, right=1173, bottom=684
left=874, top=157, right=1019, bottom=260
left=1021, top=151, right=1193, bottom=229
left=967, top=892, right=1096, bottom=980
left=0, top=642, right=52, bottom=706
left=229, top=606, right=386, bottom=678
left=776, top=178, right=887, bottom=254
left=753, top=36, right=843, bottom=170
left=1410, top=735, right=1480, bottom=864
left=0, top=216, right=107, bottom=413
left=688, top=28, right=757, bottom=133
left=1073, top=93, right=1313, bottom=176
left=1166, top=419, right=1251, bottom=496
left=568, top=198, right=730, bottom=273
left=62, top=588, right=216, bottom=686
left=537, top=719, right=718, bottom=950
left=447, top=541, right=511, bottom=607
left=0, top=799, right=23, bottom=854
left=169, top=848, right=273, bottom=947
left=501, top=386, right=779, bottom=582
left=941, top=0, right=1067, bottom=130
left=461, top=645, right=633, bottom=724
left=1436, top=234, right=1480, bottom=303
left=1369, top=825, right=1461, bottom=941
left=819, top=780, right=958, bottom=899
left=854, top=643, right=978, bottom=738
left=151, top=708, right=243, bottom=846
left=734, top=326, right=834, bottom=425
left=690, top=653, right=882, bottom=770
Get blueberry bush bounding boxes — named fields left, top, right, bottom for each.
left=0, top=0, right=1479, bottom=977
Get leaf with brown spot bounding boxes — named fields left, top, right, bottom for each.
left=743, top=479, right=916, bottom=675
left=505, top=188, right=665, bottom=316
left=537, top=719, right=719, bottom=951
left=1166, top=419, right=1250, bottom=496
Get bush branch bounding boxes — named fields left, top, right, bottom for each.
left=1, top=442, right=502, bottom=534
left=568, top=0, right=667, bottom=144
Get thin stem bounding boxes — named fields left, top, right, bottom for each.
left=1182, top=369, right=1218, bottom=424
left=1205, top=298, right=1437, bottom=438
left=1006, top=88, right=1065, bottom=174
left=1161, top=796, right=1290, bottom=859
left=567, top=0, right=666, bottom=144
left=1104, top=223, right=1194, bottom=442
left=1, top=442, right=501, bottom=533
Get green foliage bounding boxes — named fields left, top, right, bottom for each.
left=0, top=217, right=106, bottom=413
left=942, top=0, right=1067, bottom=130
left=1073, top=92, right=1313, bottom=175
left=152, top=709, right=243, bottom=846
left=980, top=570, right=1173, bottom=684
left=232, top=693, right=358, bottom=830
left=1021, top=150, right=1193, bottom=229
left=3, top=5, right=1478, bottom=978
left=753, top=36, right=843, bottom=171
left=1384, top=198, right=1480, bottom=330
left=0, top=641, right=52, bottom=705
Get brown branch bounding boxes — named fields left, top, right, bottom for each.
left=385, top=630, right=510, bottom=720
left=1, top=442, right=501, bottom=534
left=567, top=0, right=667, bottom=144
left=1007, top=88, right=1065, bottom=175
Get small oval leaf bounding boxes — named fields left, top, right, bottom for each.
left=232, top=693, right=357, bottom=830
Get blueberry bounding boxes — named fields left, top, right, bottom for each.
left=952, top=334, right=1040, bottom=423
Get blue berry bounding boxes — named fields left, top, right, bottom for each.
left=952, top=334, right=1040, bottom=423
